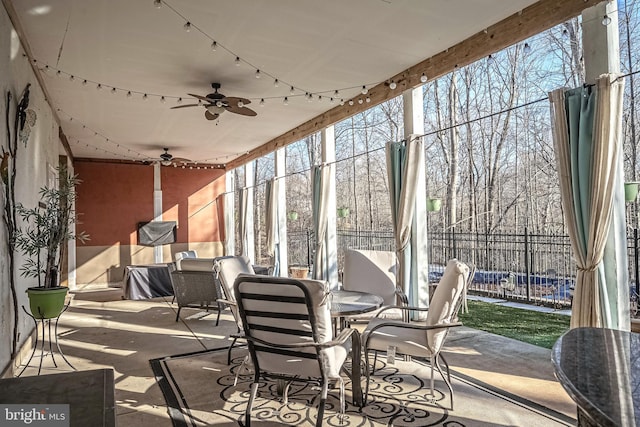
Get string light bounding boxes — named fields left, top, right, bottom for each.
left=110, top=87, right=117, bottom=94
left=420, top=73, right=428, bottom=83
left=283, top=97, right=289, bottom=105
left=255, top=69, right=261, bottom=79
left=142, top=93, right=148, bottom=100
left=361, top=85, right=368, bottom=95
left=210, top=41, right=217, bottom=51
left=290, top=86, right=295, bottom=95
left=127, top=91, right=132, bottom=98
left=523, top=42, right=531, bottom=54
left=259, top=98, right=265, bottom=106
left=274, top=79, right=279, bottom=87
left=348, top=100, right=354, bottom=106
left=602, top=15, right=611, bottom=25
left=235, top=56, right=241, bottom=66
left=177, top=97, right=183, bottom=104
left=183, top=21, right=191, bottom=32
left=160, top=96, right=166, bottom=103
left=153, top=0, right=162, bottom=8
left=97, top=83, right=103, bottom=90
left=389, top=81, right=397, bottom=90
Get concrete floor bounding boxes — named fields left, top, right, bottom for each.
left=15, top=286, right=577, bottom=426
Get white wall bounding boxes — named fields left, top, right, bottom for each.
left=0, top=4, right=61, bottom=374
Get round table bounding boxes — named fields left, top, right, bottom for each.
left=330, top=289, right=384, bottom=318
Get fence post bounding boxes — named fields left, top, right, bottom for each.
left=525, top=227, right=531, bottom=302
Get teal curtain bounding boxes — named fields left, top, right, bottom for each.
left=386, top=138, right=424, bottom=303
left=550, top=74, right=629, bottom=329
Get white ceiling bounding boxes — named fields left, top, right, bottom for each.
left=8, top=0, right=539, bottom=166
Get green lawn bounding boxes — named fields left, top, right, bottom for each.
left=458, top=300, right=570, bottom=349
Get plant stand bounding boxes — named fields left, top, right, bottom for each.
left=17, top=305, right=75, bottom=377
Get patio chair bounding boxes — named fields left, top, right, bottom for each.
left=362, top=259, right=473, bottom=409
left=169, top=265, right=219, bottom=322
left=214, top=256, right=255, bottom=363
left=234, top=274, right=359, bottom=427
left=342, top=249, right=408, bottom=320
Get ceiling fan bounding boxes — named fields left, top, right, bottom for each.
left=171, top=82, right=257, bottom=120
left=150, top=148, right=191, bottom=166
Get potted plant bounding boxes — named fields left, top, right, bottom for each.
left=287, top=211, right=298, bottom=221
left=625, top=182, right=640, bottom=202
left=427, top=198, right=442, bottom=212
left=15, top=166, right=89, bottom=319
left=337, top=207, right=349, bottom=218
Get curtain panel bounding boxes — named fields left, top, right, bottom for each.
left=549, top=74, right=629, bottom=329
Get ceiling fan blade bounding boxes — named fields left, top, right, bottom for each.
left=188, top=93, right=215, bottom=103
left=223, top=96, right=251, bottom=105
left=171, top=157, right=191, bottom=163
left=170, top=104, right=200, bottom=109
left=226, top=104, right=257, bottom=116
left=205, top=110, right=220, bottom=121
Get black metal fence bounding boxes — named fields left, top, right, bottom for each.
left=287, top=227, right=640, bottom=310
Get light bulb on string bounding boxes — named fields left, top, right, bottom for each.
left=366, top=96, right=370, bottom=103
left=56, top=70, right=61, bottom=77
left=290, top=86, right=295, bottom=95
left=210, top=41, right=217, bottom=51
left=111, top=87, right=117, bottom=95
left=153, top=0, right=162, bottom=8
left=358, top=98, right=363, bottom=104
left=420, top=73, right=428, bottom=83
left=127, top=91, right=132, bottom=98
left=329, top=97, right=334, bottom=103
left=97, top=83, right=103, bottom=90
left=389, top=81, right=397, bottom=90
left=235, top=57, right=241, bottom=66
left=340, top=99, right=345, bottom=106
left=487, top=54, right=495, bottom=64
left=274, top=79, right=279, bottom=87
left=361, top=86, right=368, bottom=95
left=69, top=75, right=75, bottom=82
left=177, top=97, right=183, bottom=104
left=348, top=100, right=354, bottom=106
left=602, top=15, right=611, bottom=25
left=183, top=22, right=191, bottom=32
left=259, top=98, right=265, bottom=106
left=255, top=69, right=261, bottom=79
left=142, top=93, right=148, bottom=101
left=523, top=43, right=531, bottom=54
left=82, top=79, right=87, bottom=86
left=283, top=97, right=289, bottom=105
left=160, top=96, right=166, bottom=103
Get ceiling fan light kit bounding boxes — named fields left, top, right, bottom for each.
left=171, top=82, right=257, bottom=121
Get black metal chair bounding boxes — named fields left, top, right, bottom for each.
left=234, top=274, right=359, bottom=427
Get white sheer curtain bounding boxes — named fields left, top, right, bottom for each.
left=312, top=165, right=330, bottom=280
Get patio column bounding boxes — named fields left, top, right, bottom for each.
left=153, top=162, right=163, bottom=263
left=581, top=2, right=629, bottom=329
left=403, top=88, right=429, bottom=308
left=243, top=161, right=256, bottom=264
left=275, top=148, right=288, bottom=275
left=322, top=125, right=339, bottom=288
left=224, top=170, right=235, bottom=256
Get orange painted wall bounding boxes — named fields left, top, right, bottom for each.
left=74, top=161, right=226, bottom=245
left=75, top=162, right=153, bottom=245
left=161, top=166, right=226, bottom=242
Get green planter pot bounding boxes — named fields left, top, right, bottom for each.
left=337, top=207, right=350, bottom=218
left=625, top=182, right=640, bottom=202
left=427, top=198, right=442, bottom=212
left=26, top=286, right=68, bottom=319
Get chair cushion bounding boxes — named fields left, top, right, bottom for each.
left=363, top=318, right=432, bottom=357
left=177, top=258, right=215, bottom=271
left=215, top=256, right=255, bottom=325
left=426, top=259, right=469, bottom=351
left=343, top=249, right=397, bottom=305
left=174, top=250, right=197, bottom=261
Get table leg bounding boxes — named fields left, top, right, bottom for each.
left=350, top=331, right=363, bottom=407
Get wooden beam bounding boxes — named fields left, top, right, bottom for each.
left=227, top=0, right=602, bottom=170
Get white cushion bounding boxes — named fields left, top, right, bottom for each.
left=174, top=250, right=197, bottom=261
left=343, top=249, right=397, bottom=305
left=176, top=258, right=215, bottom=271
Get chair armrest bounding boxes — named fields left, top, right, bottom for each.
left=216, top=298, right=237, bottom=307
left=245, top=327, right=357, bottom=350
left=364, top=321, right=462, bottom=348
